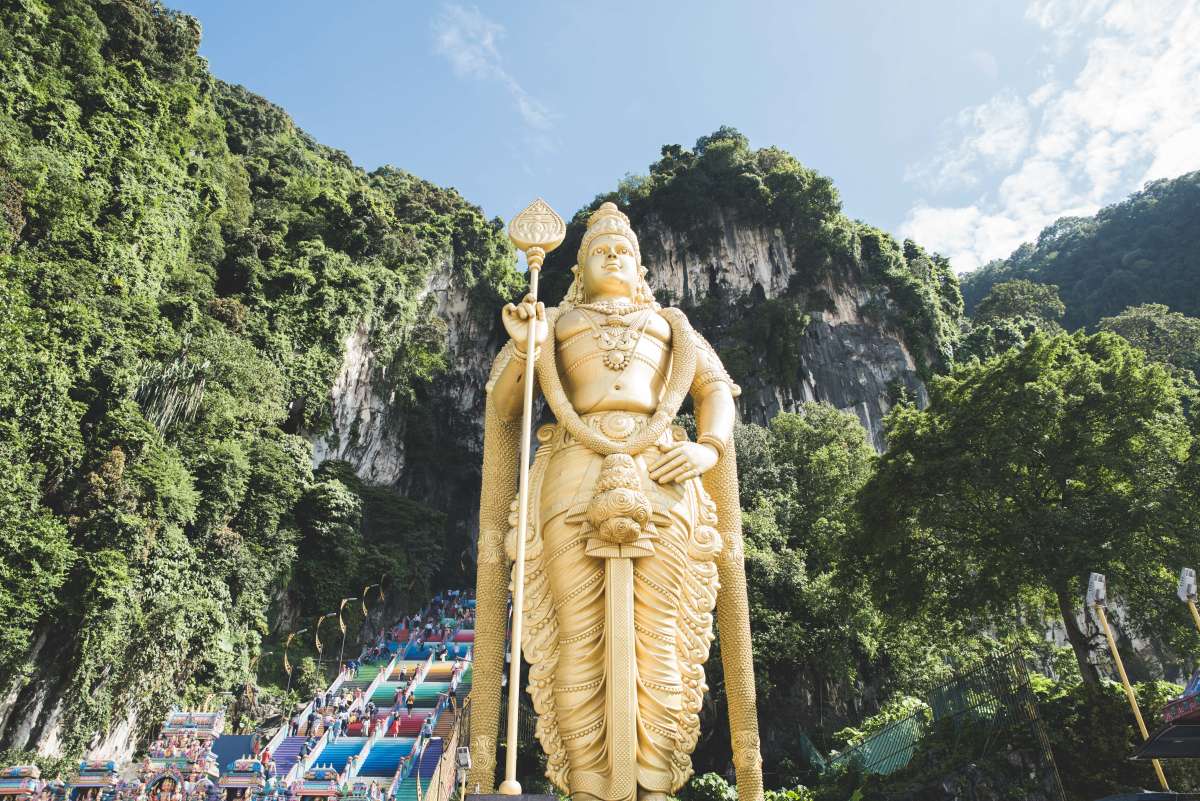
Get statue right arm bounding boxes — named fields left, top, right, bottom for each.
left=485, top=342, right=539, bottom=420
left=488, top=294, right=549, bottom=419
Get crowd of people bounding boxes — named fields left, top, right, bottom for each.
left=25, top=589, right=477, bottom=801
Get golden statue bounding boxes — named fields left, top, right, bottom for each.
left=470, top=202, right=763, bottom=801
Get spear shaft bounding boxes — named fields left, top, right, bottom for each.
left=499, top=199, right=564, bottom=795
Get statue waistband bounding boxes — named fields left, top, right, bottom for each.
left=537, top=411, right=686, bottom=450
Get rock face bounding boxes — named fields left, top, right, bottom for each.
left=313, top=211, right=930, bottom=558
left=641, top=211, right=928, bottom=450
left=311, top=323, right=406, bottom=485
left=310, top=247, right=507, bottom=553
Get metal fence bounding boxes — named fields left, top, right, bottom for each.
left=824, top=650, right=1065, bottom=799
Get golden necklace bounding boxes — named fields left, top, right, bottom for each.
left=575, top=300, right=655, bottom=316
left=581, top=306, right=654, bottom=371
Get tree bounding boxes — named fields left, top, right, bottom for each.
left=858, top=332, right=1196, bottom=688
left=974, top=279, right=1065, bottom=329
left=1098, top=303, right=1200, bottom=380
left=960, top=171, right=1200, bottom=328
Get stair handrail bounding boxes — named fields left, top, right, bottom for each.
left=414, top=736, right=439, bottom=801
left=424, top=697, right=466, bottom=801
left=279, top=648, right=362, bottom=784
left=385, top=730, right=428, bottom=800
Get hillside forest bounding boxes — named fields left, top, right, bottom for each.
left=1, top=2, right=1199, bottom=799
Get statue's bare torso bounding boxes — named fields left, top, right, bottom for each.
left=555, top=308, right=672, bottom=414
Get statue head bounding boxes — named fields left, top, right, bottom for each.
left=564, top=202, right=656, bottom=307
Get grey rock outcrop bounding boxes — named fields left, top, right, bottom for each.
left=642, top=211, right=928, bottom=449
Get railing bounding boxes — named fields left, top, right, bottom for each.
left=822, top=650, right=1065, bottom=800
left=420, top=698, right=470, bottom=801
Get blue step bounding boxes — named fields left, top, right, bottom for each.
left=415, top=738, right=444, bottom=779
left=310, top=737, right=367, bottom=772
left=357, top=739, right=414, bottom=777
left=270, top=735, right=307, bottom=777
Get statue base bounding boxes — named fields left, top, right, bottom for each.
left=466, top=796, right=556, bottom=801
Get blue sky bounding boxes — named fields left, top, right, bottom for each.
left=172, top=0, right=1200, bottom=272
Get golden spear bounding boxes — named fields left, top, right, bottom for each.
left=499, top=198, right=565, bottom=795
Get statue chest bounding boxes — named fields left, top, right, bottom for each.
left=554, top=310, right=672, bottom=413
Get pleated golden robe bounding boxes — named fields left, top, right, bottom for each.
left=510, top=413, right=722, bottom=800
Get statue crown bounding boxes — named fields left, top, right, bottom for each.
left=578, top=202, right=641, bottom=266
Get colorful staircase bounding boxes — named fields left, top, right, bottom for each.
left=270, top=735, right=307, bottom=777
left=411, top=681, right=448, bottom=707
left=341, top=662, right=383, bottom=693
left=386, top=713, right=426, bottom=737
left=388, top=661, right=424, bottom=682
left=391, top=739, right=445, bottom=801
left=357, top=738, right=414, bottom=778
left=311, top=736, right=366, bottom=772
left=432, top=710, right=455, bottom=738
left=403, top=643, right=434, bottom=660
left=371, top=682, right=405, bottom=707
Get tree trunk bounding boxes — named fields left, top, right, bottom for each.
left=1056, top=585, right=1100, bottom=689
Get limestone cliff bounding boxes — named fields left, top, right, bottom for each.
left=639, top=210, right=930, bottom=449
left=312, top=204, right=944, bottom=569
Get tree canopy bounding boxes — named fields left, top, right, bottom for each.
left=961, top=170, right=1200, bottom=329
left=859, top=331, right=1199, bottom=686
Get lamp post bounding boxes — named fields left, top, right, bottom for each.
left=1088, top=573, right=1169, bottom=791
left=1179, top=568, right=1200, bottom=634
left=251, top=651, right=272, bottom=675
left=361, top=583, right=382, bottom=619
left=337, top=597, right=358, bottom=673
left=284, top=630, right=307, bottom=694
left=315, top=613, right=336, bottom=674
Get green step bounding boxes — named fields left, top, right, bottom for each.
left=371, top=682, right=404, bottom=705
left=342, top=663, right=382, bottom=690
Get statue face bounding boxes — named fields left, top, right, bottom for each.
left=581, top=233, right=639, bottom=301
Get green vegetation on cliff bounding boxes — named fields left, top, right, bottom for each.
left=542, top=127, right=963, bottom=380
left=0, top=0, right=517, bottom=754
left=962, top=170, right=1200, bottom=330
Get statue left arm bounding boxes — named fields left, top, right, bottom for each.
left=714, top=519, right=764, bottom=801
left=690, top=328, right=763, bottom=801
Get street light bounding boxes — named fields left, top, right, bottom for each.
left=337, top=597, right=358, bottom=672
left=1179, top=567, right=1199, bottom=634
left=315, top=613, right=337, bottom=671
left=284, top=630, right=308, bottom=694
left=361, top=583, right=380, bottom=618
left=251, top=651, right=273, bottom=674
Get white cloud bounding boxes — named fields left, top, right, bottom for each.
left=905, top=92, right=1032, bottom=192
left=901, top=0, right=1200, bottom=272
left=431, top=4, right=554, bottom=132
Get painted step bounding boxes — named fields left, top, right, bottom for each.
left=270, top=735, right=307, bottom=776
left=310, top=737, right=367, bottom=772
left=357, top=738, right=415, bottom=777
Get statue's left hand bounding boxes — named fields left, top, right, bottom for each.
left=648, top=441, right=719, bottom=484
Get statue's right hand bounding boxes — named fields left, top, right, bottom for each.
left=502, top=294, right=548, bottom=352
